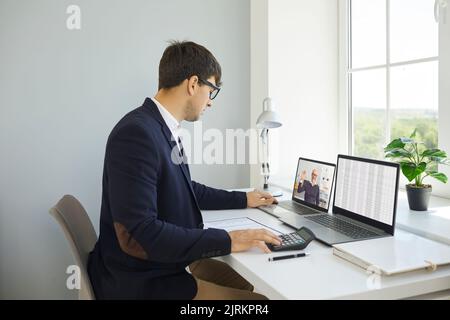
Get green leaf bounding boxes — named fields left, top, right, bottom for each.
left=410, top=129, right=417, bottom=139
left=426, top=162, right=438, bottom=171
left=400, top=137, right=415, bottom=144
left=384, top=139, right=405, bottom=152
left=418, top=162, right=427, bottom=171
left=421, top=149, right=447, bottom=158
left=429, top=172, right=448, bottom=184
left=385, top=149, right=412, bottom=158
left=400, top=162, right=426, bottom=182
left=427, top=156, right=450, bottom=165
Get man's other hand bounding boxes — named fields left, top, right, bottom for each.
left=300, top=170, right=307, bottom=181
left=228, top=229, right=282, bottom=253
left=246, top=190, right=278, bottom=208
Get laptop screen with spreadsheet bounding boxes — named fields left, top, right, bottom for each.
left=332, top=155, right=400, bottom=235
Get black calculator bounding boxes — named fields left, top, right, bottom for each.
left=268, top=227, right=316, bottom=251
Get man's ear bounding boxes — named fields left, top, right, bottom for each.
left=187, top=76, right=199, bottom=96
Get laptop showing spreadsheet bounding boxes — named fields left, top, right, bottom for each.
left=280, top=155, right=400, bottom=246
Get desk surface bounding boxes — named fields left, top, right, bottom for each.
left=201, top=191, right=450, bottom=299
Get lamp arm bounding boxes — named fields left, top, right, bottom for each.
left=264, top=129, right=270, bottom=189
left=267, top=129, right=270, bottom=173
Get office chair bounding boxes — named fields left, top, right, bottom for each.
left=49, top=195, right=97, bottom=300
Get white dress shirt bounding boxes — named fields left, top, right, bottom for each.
left=151, top=97, right=182, bottom=152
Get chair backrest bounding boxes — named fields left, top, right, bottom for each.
left=49, top=195, right=97, bottom=300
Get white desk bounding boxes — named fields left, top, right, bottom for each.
left=201, top=192, right=450, bottom=299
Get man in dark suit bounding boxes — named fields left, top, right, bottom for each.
left=88, top=41, right=281, bottom=300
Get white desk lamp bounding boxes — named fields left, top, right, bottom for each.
left=256, top=97, right=283, bottom=197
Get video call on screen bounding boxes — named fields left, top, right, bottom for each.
left=294, top=159, right=335, bottom=209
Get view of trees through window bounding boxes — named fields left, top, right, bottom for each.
left=354, top=108, right=438, bottom=159
left=350, top=0, right=438, bottom=160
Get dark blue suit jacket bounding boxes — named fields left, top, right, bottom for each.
left=88, top=98, right=247, bottom=299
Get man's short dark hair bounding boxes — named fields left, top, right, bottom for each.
left=158, top=40, right=222, bottom=90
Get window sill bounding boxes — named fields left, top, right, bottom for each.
left=396, top=192, right=450, bottom=245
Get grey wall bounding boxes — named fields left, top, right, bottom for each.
left=0, top=0, right=250, bottom=299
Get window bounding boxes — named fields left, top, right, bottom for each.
left=348, top=0, right=438, bottom=160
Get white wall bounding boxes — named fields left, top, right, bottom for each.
left=267, top=0, right=339, bottom=188
left=0, top=0, right=250, bottom=299
left=250, top=0, right=269, bottom=189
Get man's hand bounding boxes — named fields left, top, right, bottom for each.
left=300, top=170, right=306, bottom=182
left=228, top=229, right=282, bottom=253
left=246, top=190, right=278, bottom=208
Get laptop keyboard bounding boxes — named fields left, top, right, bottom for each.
left=304, top=214, right=379, bottom=239
left=279, top=202, right=319, bottom=215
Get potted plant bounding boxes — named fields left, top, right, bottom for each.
left=384, top=129, right=449, bottom=211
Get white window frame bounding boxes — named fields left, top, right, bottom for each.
left=339, top=0, right=450, bottom=199
left=341, top=0, right=439, bottom=155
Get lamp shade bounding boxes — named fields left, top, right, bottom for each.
left=256, top=97, right=282, bottom=129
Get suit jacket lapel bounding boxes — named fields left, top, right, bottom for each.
left=160, top=125, right=191, bottom=180
left=143, top=98, right=201, bottom=212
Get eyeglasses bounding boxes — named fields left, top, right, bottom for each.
left=199, top=78, right=221, bottom=100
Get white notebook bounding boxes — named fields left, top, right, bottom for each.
left=333, top=230, right=450, bottom=275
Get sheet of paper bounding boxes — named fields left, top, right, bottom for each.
left=204, top=217, right=282, bottom=234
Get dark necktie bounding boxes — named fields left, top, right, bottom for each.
left=177, top=136, right=191, bottom=178
left=177, top=136, right=184, bottom=158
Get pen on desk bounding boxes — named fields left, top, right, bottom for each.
left=268, top=252, right=310, bottom=262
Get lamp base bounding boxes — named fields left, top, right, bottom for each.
left=263, top=186, right=283, bottom=197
